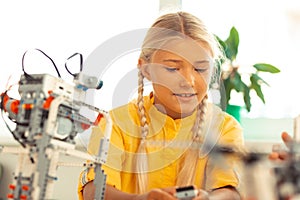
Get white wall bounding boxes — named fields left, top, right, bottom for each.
left=241, top=117, right=293, bottom=142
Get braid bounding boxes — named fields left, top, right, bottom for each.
left=137, top=69, right=149, bottom=139
left=193, top=95, right=208, bottom=141
left=135, top=69, right=149, bottom=193
left=176, top=96, right=208, bottom=186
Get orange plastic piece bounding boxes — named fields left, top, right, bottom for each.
left=22, top=185, right=29, bottom=191
left=10, top=100, right=19, bottom=114
left=81, top=123, right=90, bottom=130
left=2, top=93, right=19, bottom=114
left=94, top=113, right=104, bottom=126
left=23, top=104, right=33, bottom=110
left=43, top=95, right=54, bottom=109
left=8, top=184, right=15, bottom=190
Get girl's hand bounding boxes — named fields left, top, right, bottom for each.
left=193, top=189, right=209, bottom=200
left=134, top=187, right=177, bottom=200
left=134, top=187, right=210, bottom=200
left=174, top=185, right=209, bottom=200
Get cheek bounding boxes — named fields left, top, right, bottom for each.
left=195, top=72, right=210, bottom=89
left=150, top=71, right=176, bottom=89
left=152, top=83, right=173, bottom=94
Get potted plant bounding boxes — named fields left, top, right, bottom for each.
left=215, top=27, right=280, bottom=121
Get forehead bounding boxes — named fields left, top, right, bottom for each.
left=152, top=38, right=212, bottom=63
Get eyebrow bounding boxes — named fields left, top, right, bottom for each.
left=194, top=60, right=210, bottom=65
left=162, top=59, right=182, bottom=63
left=163, top=59, right=210, bottom=64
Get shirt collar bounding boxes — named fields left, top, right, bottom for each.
left=145, top=92, right=197, bottom=133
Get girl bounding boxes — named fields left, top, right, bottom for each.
left=79, top=11, right=244, bottom=200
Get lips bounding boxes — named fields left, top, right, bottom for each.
left=174, top=93, right=196, bottom=97
left=173, top=93, right=197, bottom=103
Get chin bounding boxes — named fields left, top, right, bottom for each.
left=175, top=107, right=197, bottom=118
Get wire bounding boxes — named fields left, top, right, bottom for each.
left=22, top=48, right=61, bottom=78
left=65, top=52, right=83, bottom=77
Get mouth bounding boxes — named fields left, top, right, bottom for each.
left=173, top=93, right=198, bottom=103
left=173, top=93, right=197, bottom=97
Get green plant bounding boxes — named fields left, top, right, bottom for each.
left=216, top=27, right=280, bottom=112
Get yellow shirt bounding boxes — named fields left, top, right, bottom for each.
left=78, top=94, right=244, bottom=199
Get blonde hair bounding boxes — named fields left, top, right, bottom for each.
left=135, top=11, right=223, bottom=193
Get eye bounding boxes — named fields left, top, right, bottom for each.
left=164, top=67, right=178, bottom=72
left=194, top=67, right=208, bottom=73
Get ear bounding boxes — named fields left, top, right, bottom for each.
left=138, top=58, right=151, bottom=81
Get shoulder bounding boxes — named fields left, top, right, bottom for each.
left=110, top=101, right=138, bottom=117
left=109, top=95, right=152, bottom=122
left=108, top=101, right=139, bottom=127
left=207, top=103, right=244, bottom=145
left=207, top=103, right=242, bottom=130
left=108, top=96, right=152, bottom=134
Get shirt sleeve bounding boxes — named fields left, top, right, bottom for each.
left=205, top=113, right=244, bottom=191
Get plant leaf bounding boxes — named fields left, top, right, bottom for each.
left=243, top=85, right=251, bottom=112
left=231, top=72, right=244, bottom=92
left=215, top=35, right=227, bottom=65
left=251, top=74, right=269, bottom=86
left=250, top=74, right=267, bottom=103
left=223, top=77, right=233, bottom=104
left=215, top=35, right=226, bottom=50
left=225, top=27, right=239, bottom=61
left=253, top=63, right=280, bottom=73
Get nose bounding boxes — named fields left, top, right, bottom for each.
left=179, top=67, right=195, bottom=87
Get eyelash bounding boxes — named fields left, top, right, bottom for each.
left=164, top=67, right=208, bottom=73
left=194, top=68, right=208, bottom=73
left=165, top=67, right=178, bottom=72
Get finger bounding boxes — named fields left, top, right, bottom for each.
left=268, top=152, right=280, bottom=160
left=269, top=151, right=289, bottom=161
left=278, top=151, right=289, bottom=160
left=161, top=186, right=177, bottom=195
left=282, top=132, right=293, bottom=147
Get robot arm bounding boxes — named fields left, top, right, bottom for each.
left=1, top=92, right=19, bottom=120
